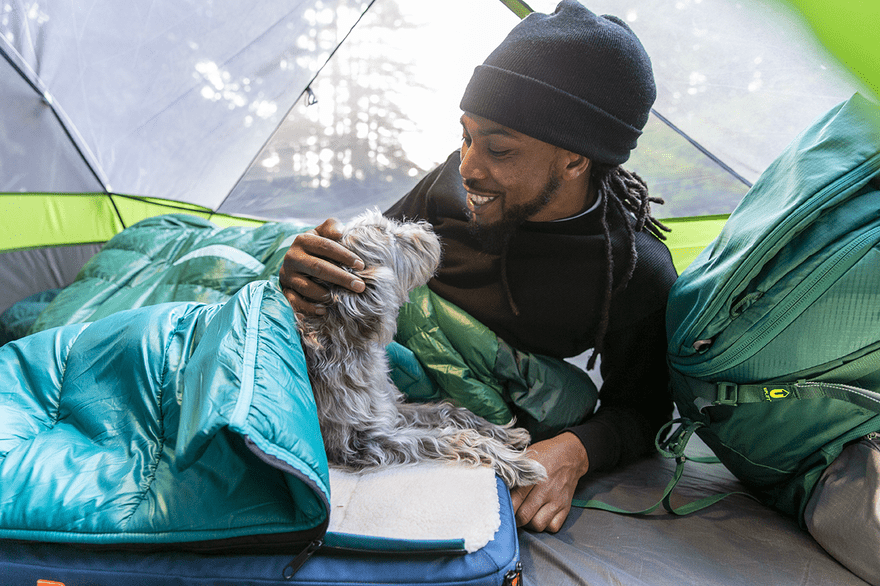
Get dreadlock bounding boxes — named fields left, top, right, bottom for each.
left=587, top=163, right=670, bottom=369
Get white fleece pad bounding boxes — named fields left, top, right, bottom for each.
left=328, top=462, right=501, bottom=553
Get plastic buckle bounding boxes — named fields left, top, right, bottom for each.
left=655, top=418, right=705, bottom=459
left=714, top=382, right=739, bottom=406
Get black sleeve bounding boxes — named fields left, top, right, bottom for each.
left=384, top=180, right=430, bottom=222
left=566, top=305, right=673, bottom=472
left=567, top=224, right=677, bottom=472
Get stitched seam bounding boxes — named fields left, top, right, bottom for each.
left=119, top=314, right=183, bottom=530
left=50, top=325, right=88, bottom=428
left=800, top=382, right=880, bottom=406
left=230, top=284, right=264, bottom=428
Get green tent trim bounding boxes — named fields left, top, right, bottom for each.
left=1, top=193, right=266, bottom=253
left=662, top=215, right=728, bottom=274
left=497, top=0, right=533, bottom=19
left=3, top=190, right=725, bottom=274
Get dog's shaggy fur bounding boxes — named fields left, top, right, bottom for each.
left=295, top=209, right=546, bottom=488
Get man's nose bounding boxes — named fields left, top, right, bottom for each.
left=459, top=144, right=487, bottom=181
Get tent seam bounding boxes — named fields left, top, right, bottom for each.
left=215, top=0, right=379, bottom=216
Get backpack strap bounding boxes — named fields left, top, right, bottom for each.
left=691, top=379, right=880, bottom=414
left=497, top=0, right=533, bottom=19
left=572, top=374, right=880, bottom=517
left=571, top=418, right=758, bottom=516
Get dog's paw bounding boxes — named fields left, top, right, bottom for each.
left=501, top=426, right=533, bottom=450
left=485, top=419, right=532, bottom=450
left=498, top=454, right=547, bottom=488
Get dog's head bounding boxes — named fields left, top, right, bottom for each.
left=315, top=209, right=441, bottom=347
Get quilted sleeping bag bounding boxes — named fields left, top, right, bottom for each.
left=19, top=213, right=598, bottom=441
left=0, top=280, right=330, bottom=550
left=0, top=212, right=602, bottom=550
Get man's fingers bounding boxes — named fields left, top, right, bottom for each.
left=526, top=502, right=569, bottom=534
left=512, top=475, right=575, bottom=533
left=281, top=274, right=331, bottom=308
left=510, top=484, right=532, bottom=513
left=547, top=509, right=569, bottom=534
left=277, top=217, right=369, bottom=318
left=513, top=485, right=543, bottom=528
left=300, top=231, right=364, bottom=270
left=310, top=219, right=366, bottom=272
left=313, top=217, right=346, bottom=240
left=281, top=287, right=326, bottom=316
left=291, top=232, right=365, bottom=291
left=517, top=494, right=569, bottom=533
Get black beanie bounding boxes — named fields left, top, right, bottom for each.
left=459, top=0, right=656, bottom=165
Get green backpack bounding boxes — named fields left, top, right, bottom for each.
left=663, top=93, right=880, bottom=525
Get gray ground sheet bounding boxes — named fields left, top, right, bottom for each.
left=519, top=433, right=868, bottom=586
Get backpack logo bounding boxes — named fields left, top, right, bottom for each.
left=763, top=387, right=790, bottom=401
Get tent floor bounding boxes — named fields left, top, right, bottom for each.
left=519, top=432, right=868, bottom=586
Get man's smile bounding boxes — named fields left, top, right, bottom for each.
left=464, top=182, right=503, bottom=214
left=467, top=191, right=498, bottom=206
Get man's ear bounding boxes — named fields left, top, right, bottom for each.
left=558, top=150, right=591, bottom=182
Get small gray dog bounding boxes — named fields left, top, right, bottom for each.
left=295, top=209, right=546, bottom=488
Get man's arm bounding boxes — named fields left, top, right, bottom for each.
left=510, top=431, right=589, bottom=533
left=511, top=306, right=673, bottom=532
left=584, top=306, right=673, bottom=469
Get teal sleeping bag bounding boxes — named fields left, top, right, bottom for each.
left=22, top=213, right=598, bottom=441
left=0, top=278, right=525, bottom=583
left=0, top=280, right=330, bottom=550
left=1, top=211, right=600, bottom=549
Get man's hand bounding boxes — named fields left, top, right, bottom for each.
left=279, top=218, right=366, bottom=314
left=510, top=432, right=590, bottom=533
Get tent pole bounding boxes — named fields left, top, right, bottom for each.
left=216, top=0, right=379, bottom=217
left=497, top=0, right=533, bottom=19
left=0, top=45, right=113, bottom=195
left=649, top=109, right=753, bottom=189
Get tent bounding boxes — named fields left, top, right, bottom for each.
left=1, top=1, right=878, bottom=584
left=1, top=0, right=873, bottom=315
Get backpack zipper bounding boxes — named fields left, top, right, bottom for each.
left=683, top=224, right=880, bottom=378
left=679, top=154, right=880, bottom=353
left=281, top=537, right=468, bottom=579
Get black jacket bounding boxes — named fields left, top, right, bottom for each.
left=386, top=151, right=677, bottom=471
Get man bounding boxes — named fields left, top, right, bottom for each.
left=279, top=0, right=677, bottom=533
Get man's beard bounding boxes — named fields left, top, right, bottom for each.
left=467, top=173, right=562, bottom=255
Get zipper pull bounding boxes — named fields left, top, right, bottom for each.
left=282, top=538, right=323, bottom=580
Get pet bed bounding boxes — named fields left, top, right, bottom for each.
left=0, top=280, right=521, bottom=585
left=1, top=466, right=521, bottom=586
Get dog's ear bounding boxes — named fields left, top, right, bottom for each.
left=330, top=265, right=398, bottom=345
left=343, top=209, right=441, bottom=298
left=385, top=219, right=442, bottom=293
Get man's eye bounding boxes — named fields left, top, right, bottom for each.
left=461, top=134, right=472, bottom=147
left=489, top=148, right=510, bottom=157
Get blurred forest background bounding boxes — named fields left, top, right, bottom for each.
left=231, top=0, right=867, bottom=224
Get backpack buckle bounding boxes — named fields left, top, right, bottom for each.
left=715, top=382, right=739, bottom=406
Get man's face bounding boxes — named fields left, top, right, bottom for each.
left=459, top=113, right=567, bottom=236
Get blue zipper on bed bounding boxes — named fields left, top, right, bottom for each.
left=281, top=535, right=469, bottom=579
left=283, top=537, right=325, bottom=579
